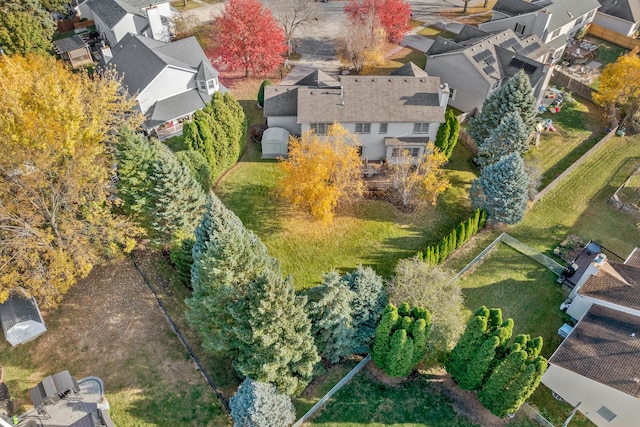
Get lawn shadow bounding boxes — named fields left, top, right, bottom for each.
left=218, top=182, right=284, bottom=236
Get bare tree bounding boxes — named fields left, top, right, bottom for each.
left=263, top=0, right=320, bottom=54
left=338, top=9, right=386, bottom=73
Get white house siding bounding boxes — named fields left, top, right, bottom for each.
left=138, top=67, right=195, bottom=114
left=593, top=13, right=636, bottom=37
left=90, top=14, right=118, bottom=47
left=567, top=295, right=640, bottom=321
left=426, top=55, right=490, bottom=114
left=113, top=15, right=139, bottom=44
left=268, top=117, right=300, bottom=135
left=541, top=364, right=640, bottom=427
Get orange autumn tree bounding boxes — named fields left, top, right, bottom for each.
left=0, top=54, right=142, bottom=308
left=280, top=124, right=365, bottom=224
left=388, top=142, right=450, bottom=209
left=593, top=49, right=640, bottom=127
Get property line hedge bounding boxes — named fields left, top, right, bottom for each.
left=421, top=208, right=486, bottom=265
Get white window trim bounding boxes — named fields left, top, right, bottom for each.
left=413, top=123, right=429, bottom=134
left=355, top=123, right=371, bottom=134
left=379, top=123, right=388, bottom=134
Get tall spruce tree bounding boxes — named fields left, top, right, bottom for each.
left=148, top=141, right=206, bottom=243
left=230, top=267, right=319, bottom=396
left=306, top=272, right=357, bottom=363
left=435, top=112, right=451, bottom=156
left=186, top=194, right=274, bottom=353
left=470, top=153, right=529, bottom=225
left=344, top=265, right=388, bottom=354
left=176, top=150, right=213, bottom=191
left=468, top=70, right=536, bottom=145
left=476, top=112, right=530, bottom=168
left=115, top=127, right=157, bottom=225
left=230, top=378, right=296, bottom=427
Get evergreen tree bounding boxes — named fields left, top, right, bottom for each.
left=229, top=378, right=296, bottom=427
left=148, top=141, right=206, bottom=244
left=384, top=328, right=415, bottom=377
left=257, top=79, right=272, bottom=108
left=185, top=110, right=218, bottom=173
left=186, top=194, right=274, bottom=353
left=435, top=113, right=451, bottom=155
left=306, top=272, right=357, bottom=363
left=476, top=112, right=529, bottom=168
left=468, top=70, right=536, bottom=145
left=169, top=230, right=195, bottom=284
left=344, top=265, right=388, bottom=353
left=230, top=268, right=319, bottom=396
left=470, top=153, right=529, bottom=225
left=371, top=304, right=400, bottom=367
left=447, top=110, right=460, bottom=158
left=176, top=150, right=213, bottom=191
left=115, top=127, right=158, bottom=225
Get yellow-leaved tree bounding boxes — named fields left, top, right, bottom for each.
left=280, top=123, right=365, bottom=224
left=388, top=142, right=450, bottom=209
left=593, top=49, right=640, bottom=127
left=0, top=54, right=143, bottom=308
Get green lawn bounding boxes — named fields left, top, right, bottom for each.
left=527, top=95, right=607, bottom=187
left=418, top=26, right=458, bottom=40
left=590, top=37, right=628, bottom=67
left=216, top=140, right=477, bottom=289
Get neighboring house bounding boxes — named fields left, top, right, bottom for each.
left=593, top=0, right=640, bottom=38
left=478, top=0, right=601, bottom=64
left=263, top=63, right=449, bottom=162
left=541, top=245, right=640, bottom=426
left=77, top=0, right=175, bottom=47
left=0, top=292, right=46, bottom=346
left=53, top=35, right=93, bottom=68
left=106, top=33, right=226, bottom=137
left=13, top=371, right=115, bottom=426
left=425, top=25, right=551, bottom=114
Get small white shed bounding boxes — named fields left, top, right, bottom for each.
left=261, top=127, right=290, bottom=159
left=0, top=292, right=46, bottom=346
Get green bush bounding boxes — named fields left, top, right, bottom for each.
left=422, top=208, right=486, bottom=265
left=257, top=79, right=271, bottom=108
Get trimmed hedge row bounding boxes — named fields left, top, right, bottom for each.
left=421, top=208, right=486, bottom=265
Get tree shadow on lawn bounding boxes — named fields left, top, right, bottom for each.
left=217, top=182, right=285, bottom=236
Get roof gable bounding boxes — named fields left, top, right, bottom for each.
left=598, top=0, right=640, bottom=23
left=294, top=69, right=340, bottom=88
left=390, top=61, right=428, bottom=77
left=493, top=0, right=544, bottom=16
left=426, top=37, right=465, bottom=55
left=550, top=304, right=640, bottom=398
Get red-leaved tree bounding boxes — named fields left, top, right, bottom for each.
left=209, top=0, right=287, bottom=77
left=345, top=0, right=412, bottom=44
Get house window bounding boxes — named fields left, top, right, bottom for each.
left=587, top=10, right=595, bottom=19
left=574, top=16, right=584, bottom=26
left=392, top=147, right=421, bottom=157
left=490, top=80, right=500, bottom=91
left=550, top=28, right=561, bottom=39
left=355, top=123, right=371, bottom=134
left=449, top=88, right=457, bottom=101
left=514, top=23, right=526, bottom=35
left=199, top=81, right=207, bottom=90
left=207, top=79, right=216, bottom=89
left=596, top=406, right=617, bottom=422
left=379, top=123, right=388, bottom=134
left=413, top=123, right=429, bottom=134
left=310, top=123, right=329, bottom=135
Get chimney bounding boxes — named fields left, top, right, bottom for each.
left=439, top=82, right=450, bottom=107
left=101, top=45, right=113, bottom=63
left=339, top=85, right=344, bottom=106
left=569, top=253, right=607, bottom=298
left=145, top=6, right=164, bottom=41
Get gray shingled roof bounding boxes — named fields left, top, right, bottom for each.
left=550, top=304, right=640, bottom=398
left=546, top=0, right=601, bottom=31
left=493, top=0, right=543, bottom=16
left=264, top=86, right=300, bottom=117
left=598, top=0, right=640, bottom=23
left=196, top=60, right=219, bottom=81
left=578, top=262, right=640, bottom=311
left=297, top=75, right=445, bottom=123
left=108, top=34, right=214, bottom=96
left=294, top=69, right=340, bottom=87
left=455, top=25, right=492, bottom=44
left=427, top=28, right=547, bottom=87
left=626, top=248, right=640, bottom=268
left=86, top=0, right=166, bottom=27
left=53, top=35, right=87, bottom=53
left=426, top=37, right=465, bottom=55
left=0, top=293, right=43, bottom=334
left=390, top=61, right=428, bottom=77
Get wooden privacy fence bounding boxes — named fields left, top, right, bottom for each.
left=587, top=23, right=640, bottom=50
left=549, top=70, right=595, bottom=102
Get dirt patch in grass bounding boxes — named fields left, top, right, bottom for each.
left=365, top=362, right=405, bottom=386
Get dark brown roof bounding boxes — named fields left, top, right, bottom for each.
left=625, top=248, right=640, bottom=268
left=578, top=262, right=640, bottom=311
left=550, top=304, right=640, bottom=398
left=296, top=75, right=445, bottom=123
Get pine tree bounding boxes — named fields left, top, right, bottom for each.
left=229, top=378, right=296, bottom=427
left=447, top=110, right=460, bottom=158
left=476, top=112, right=529, bottom=168
left=169, top=230, right=196, bottom=284
left=371, top=304, right=400, bottom=367
left=230, top=268, right=319, bottom=396
left=344, top=266, right=388, bottom=354
left=147, top=141, right=206, bottom=244
left=459, top=335, right=500, bottom=391
left=115, top=127, right=158, bottom=225
left=186, top=194, right=274, bottom=353
left=470, top=153, right=529, bottom=225
left=176, top=150, right=213, bottom=191
left=257, top=79, right=272, bottom=108
left=468, top=70, right=536, bottom=145
left=306, top=272, right=357, bottom=363
left=435, top=113, right=451, bottom=155
left=384, top=328, right=415, bottom=377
